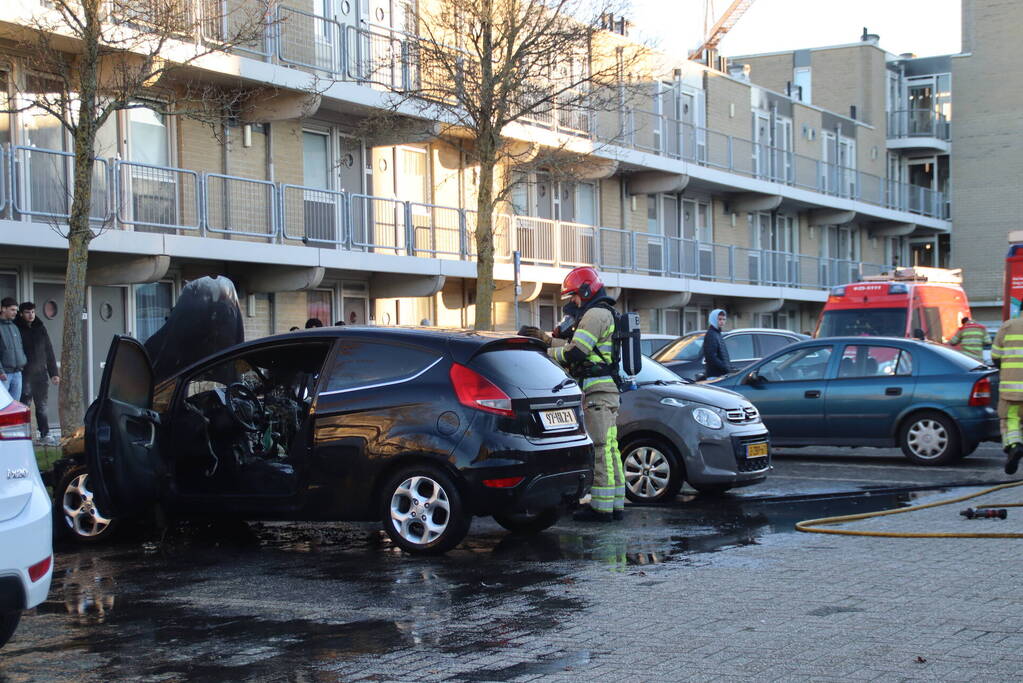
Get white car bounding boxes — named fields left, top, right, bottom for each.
left=0, top=383, right=53, bottom=648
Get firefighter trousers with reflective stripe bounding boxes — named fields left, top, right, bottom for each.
left=998, top=398, right=1023, bottom=449
left=583, top=391, right=624, bottom=513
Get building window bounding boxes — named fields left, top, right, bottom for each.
left=135, top=282, right=173, bottom=343
left=793, top=67, right=811, bottom=104
left=127, top=106, right=169, bottom=166
left=303, top=131, right=331, bottom=189
left=308, top=289, right=332, bottom=327
left=576, top=182, right=597, bottom=226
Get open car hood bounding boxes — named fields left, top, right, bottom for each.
left=143, top=275, right=244, bottom=382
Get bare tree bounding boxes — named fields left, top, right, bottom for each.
left=5, top=0, right=276, bottom=428
left=378, top=0, right=644, bottom=330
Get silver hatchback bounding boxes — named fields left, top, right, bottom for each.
left=617, top=357, right=771, bottom=502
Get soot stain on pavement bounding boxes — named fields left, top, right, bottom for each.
left=454, top=650, right=593, bottom=681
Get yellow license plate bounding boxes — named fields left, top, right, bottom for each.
left=746, top=442, right=769, bottom=458
left=540, top=408, right=577, bottom=430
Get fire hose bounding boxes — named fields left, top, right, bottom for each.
left=796, top=479, right=1023, bottom=538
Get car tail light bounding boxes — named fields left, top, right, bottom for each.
left=483, top=477, right=524, bottom=488
left=969, top=376, right=992, bottom=407
left=0, top=401, right=31, bottom=440
left=28, top=555, right=51, bottom=582
left=449, top=363, right=515, bottom=416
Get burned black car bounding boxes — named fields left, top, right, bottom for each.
left=59, top=279, right=594, bottom=554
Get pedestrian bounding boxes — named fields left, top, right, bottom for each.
left=519, top=266, right=624, bottom=522
left=992, top=315, right=1023, bottom=474
left=0, top=297, right=26, bottom=401
left=15, top=302, right=59, bottom=444
left=948, top=316, right=988, bottom=362
left=702, top=308, right=731, bottom=378
left=305, top=318, right=323, bottom=329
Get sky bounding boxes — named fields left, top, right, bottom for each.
left=627, top=0, right=961, bottom=60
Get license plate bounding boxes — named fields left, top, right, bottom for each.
left=539, top=408, right=577, bottom=430
left=746, top=442, right=769, bottom=459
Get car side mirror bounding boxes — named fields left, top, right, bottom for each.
left=745, top=370, right=764, bottom=385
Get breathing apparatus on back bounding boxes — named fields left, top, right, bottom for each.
left=552, top=267, right=643, bottom=388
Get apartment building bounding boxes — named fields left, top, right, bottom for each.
left=951, top=0, right=1023, bottom=323
left=0, top=0, right=950, bottom=419
left=729, top=30, right=952, bottom=275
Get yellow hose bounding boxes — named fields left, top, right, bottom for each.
left=795, top=480, right=1023, bottom=538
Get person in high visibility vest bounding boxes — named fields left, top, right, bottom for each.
left=948, top=316, right=989, bottom=362
left=992, top=317, right=1023, bottom=474
left=519, top=266, right=624, bottom=522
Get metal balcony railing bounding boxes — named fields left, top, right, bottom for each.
left=0, top=142, right=896, bottom=292
left=887, top=109, right=951, bottom=141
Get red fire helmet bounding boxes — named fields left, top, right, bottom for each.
left=560, top=266, right=604, bottom=302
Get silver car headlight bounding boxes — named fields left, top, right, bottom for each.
left=692, top=406, right=723, bottom=430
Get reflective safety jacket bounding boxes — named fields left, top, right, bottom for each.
left=949, top=322, right=988, bottom=362
left=992, top=317, right=1023, bottom=400
left=549, top=304, right=617, bottom=395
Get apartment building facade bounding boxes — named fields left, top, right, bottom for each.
left=0, top=0, right=950, bottom=418
left=950, top=0, right=1023, bottom=323
left=730, top=31, right=953, bottom=276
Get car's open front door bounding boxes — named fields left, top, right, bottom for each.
left=85, top=335, right=162, bottom=516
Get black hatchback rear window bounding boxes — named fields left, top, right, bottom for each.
left=323, top=341, right=441, bottom=393
left=471, top=349, right=570, bottom=391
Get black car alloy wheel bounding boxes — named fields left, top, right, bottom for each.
left=380, top=465, right=470, bottom=554
left=56, top=466, right=119, bottom=543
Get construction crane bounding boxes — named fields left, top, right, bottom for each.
left=689, top=0, right=757, bottom=64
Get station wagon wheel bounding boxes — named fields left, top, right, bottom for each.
left=380, top=465, right=470, bottom=554
left=55, top=466, right=119, bottom=544
left=899, top=411, right=961, bottom=466
left=622, top=438, right=682, bottom=504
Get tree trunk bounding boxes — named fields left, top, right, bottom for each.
left=59, top=224, right=91, bottom=430
left=473, top=154, right=497, bottom=330
left=59, top=0, right=99, bottom=431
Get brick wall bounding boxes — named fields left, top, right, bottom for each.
left=952, top=0, right=1023, bottom=309
left=704, top=71, right=752, bottom=140
left=739, top=53, right=792, bottom=94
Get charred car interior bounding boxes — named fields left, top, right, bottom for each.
left=171, top=343, right=331, bottom=496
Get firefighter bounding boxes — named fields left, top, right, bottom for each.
left=519, top=266, right=624, bottom=522
left=948, top=316, right=988, bottom=362
left=992, top=316, right=1023, bottom=474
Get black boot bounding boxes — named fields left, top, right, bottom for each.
left=612, top=509, right=624, bottom=521
left=1006, top=445, right=1023, bottom=475
left=573, top=506, right=612, bottom=523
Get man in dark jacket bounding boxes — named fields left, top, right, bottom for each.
left=0, top=297, right=27, bottom=401
left=702, top=308, right=732, bottom=378
left=16, top=302, right=59, bottom=443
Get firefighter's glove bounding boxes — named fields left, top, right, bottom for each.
left=518, top=326, right=552, bottom=345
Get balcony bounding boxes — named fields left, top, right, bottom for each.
left=4, top=3, right=949, bottom=223
left=605, top=109, right=948, bottom=220
left=0, top=143, right=886, bottom=293
left=886, top=109, right=951, bottom=153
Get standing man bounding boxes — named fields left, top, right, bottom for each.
left=992, top=315, right=1023, bottom=474
left=948, top=316, right=989, bottom=362
left=15, top=302, right=60, bottom=444
left=0, top=297, right=27, bottom=401
left=519, top=266, right=624, bottom=522
left=702, top=308, right=732, bottom=379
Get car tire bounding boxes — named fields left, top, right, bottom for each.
left=493, top=507, right=561, bottom=535
left=899, top=411, right=961, bottom=465
left=54, top=466, right=120, bottom=544
left=688, top=483, right=732, bottom=495
left=0, top=610, right=19, bottom=649
left=961, top=441, right=980, bottom=458
left=380, top=465, right=470, bottom=554
left=622, top=438, right=683, bottom=504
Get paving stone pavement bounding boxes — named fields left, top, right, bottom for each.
left=327, top=484, right=1023, bottom=682
left=6, top=483, right=1023, bottom=681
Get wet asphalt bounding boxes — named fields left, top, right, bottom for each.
left=1, top=442, right=1015, bottom=681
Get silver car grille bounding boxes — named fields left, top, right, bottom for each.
left=725, top=405, right=760, bottom=423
